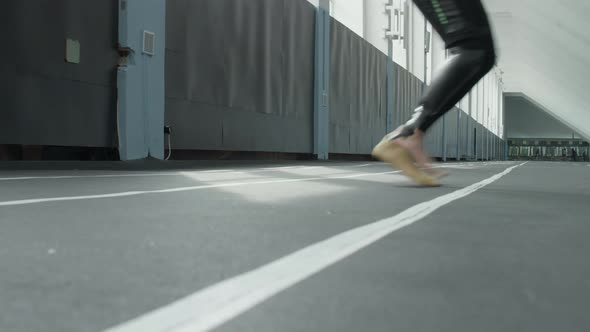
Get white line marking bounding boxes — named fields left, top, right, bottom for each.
left=0, top=173, right=181, bottom=181
left=295, top=166, right=322, bottom=170
left=0, top=161, right=511, bottom=182
left=104, top=162, right=527, bottom=332
left=429, top=165, right=481, bottom=170
left=0, top=170, right=400, bottom=207
left=261, top=166, right=301, bottom=170
left=0, top=166, right=337, bottom=181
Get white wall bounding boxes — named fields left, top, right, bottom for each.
left=409, top=3, right=425, bottom=81
left=306, top=0, right=364, bottom=38
left=331, top=0, right=364, bottom=37
left=364, top=0, right=389, bottom=55
left=306, top=0, right=504, bottom=136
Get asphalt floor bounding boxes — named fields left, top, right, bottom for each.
left=1, top=160, right=588, bottom=332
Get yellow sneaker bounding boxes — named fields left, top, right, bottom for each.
left=372, top=138, right=441, bottom=187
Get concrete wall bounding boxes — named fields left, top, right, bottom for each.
left=165, top=0, right=316, bottom=154
left=306, top=0, right=505, bottom=138
left=117, top=0, right=166, bottom=160
left=0, top=0, right=118, bottom=148
left=2, top=0, right=506, bottom=160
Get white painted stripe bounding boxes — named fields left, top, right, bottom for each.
left=104, top=162, right=527, bottom=332
left=0, top=165, right=334, bottom=181
left=261, top=166, right=302, bottom=170
left=294, top=166, right=322, bottom=170
left=0, top=170, right=400, bottom=207
left=264, top=165, right=329, bottom=171
left=0, top=161, right=509, bottom=182
left=0, top=173, right=180, bottom=181
left=429, top=166, right=479, bottom=170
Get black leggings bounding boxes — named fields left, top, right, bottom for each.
left=395, top=0, right=496, bottom=137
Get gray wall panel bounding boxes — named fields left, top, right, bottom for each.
left=393, top=65, right=422, bottom=131
left=458, top=110, right=468, bottom=159
left=329, top=19, right=387, bottom=154
left=223, top=111, right=313, bottom=153
left=165, top=0, right=315, bottom=153
left=473, top=122, right=479, bottom=159
left=165, top=99, right=224, bottom=150
left=445, top=109, right=459, bottom=159
left=392, top=63, right=451, bottom=158
left=0, top=0, right=118, bottom=147
left=425, top=119, right=443, bottom=158
left=476, top=122, right=484, bottom=159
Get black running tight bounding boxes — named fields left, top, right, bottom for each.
left=394, top=0, right=496, bottom=137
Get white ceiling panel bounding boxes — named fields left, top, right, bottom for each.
left=483, top=0, right=590, bottom=139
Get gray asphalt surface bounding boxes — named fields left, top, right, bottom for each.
left=0, top=161, right=588, bottom=332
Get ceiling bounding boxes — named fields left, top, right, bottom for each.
left=483, top=0, right=590, bottom=140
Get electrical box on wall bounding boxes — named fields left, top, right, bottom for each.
left=65, top=38, right=80, bottom=64
left=142, top=31, right=156, bottom=56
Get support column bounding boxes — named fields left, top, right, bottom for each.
left=386, top=47, right=395, bottom=133
left=483, top=129, right=486, bottom=161
left=385, top=0, right=396, bottom=133
left=314, top=0, right=330, bottom=160
left=485, top=131, right=487, bottom=161
left=488, top=131, right=491, bottom=160
left=456, top=108, right=460, bottom=160
left=485, top=131, right=488, bottom=161
left=442, top=114, right=447, bottom=162
left=502, top=93, right=508, bottom=161
left=480, top=125, right=484, bottom=161
left=496, top=136, right=499, bottom=160
left=485, top=79, right=489, bottom=161
left=467, top=92, right=472, bottom=160
left=473, top=123, right=480, bottom=161
left=492, top=135, right=494, bottom=160
left=505, top=140, right=509, bottom=161
left=495, top=136, right=500, bottom=160
left=117, top=0, right=166, bottom=160
left=493, top=135, right=496, bottom=160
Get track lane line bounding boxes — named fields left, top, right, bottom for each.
left=104, top=162, right=527, bottom=332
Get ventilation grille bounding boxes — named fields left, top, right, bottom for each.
left=143, top=31, right=155, bottom=55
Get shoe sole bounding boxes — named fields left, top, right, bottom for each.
left=372, top=139, right=441, bottom=187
